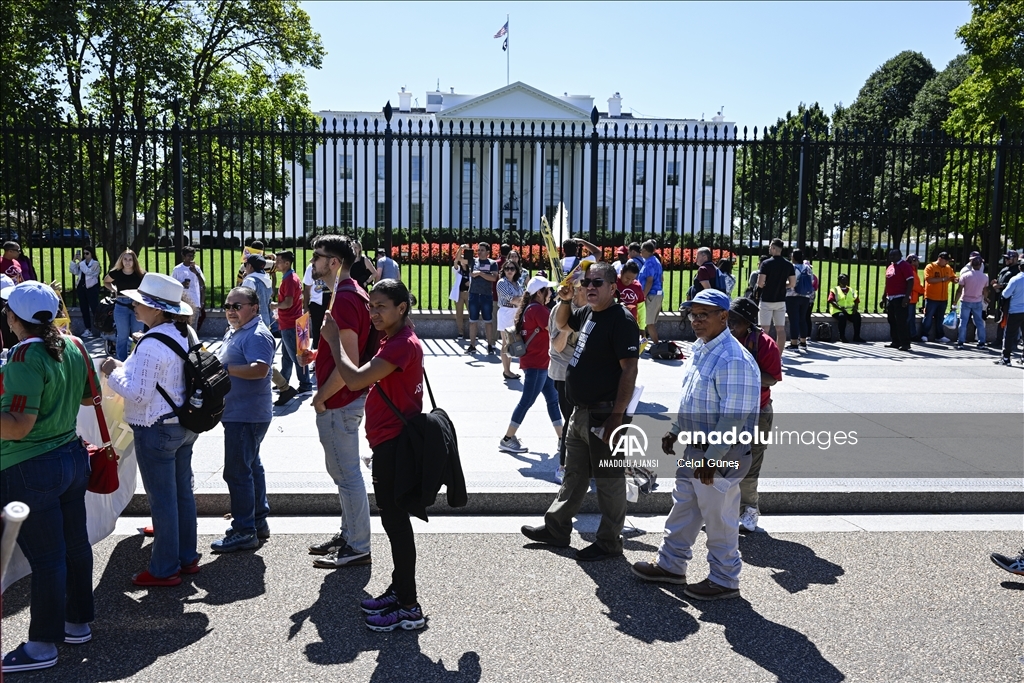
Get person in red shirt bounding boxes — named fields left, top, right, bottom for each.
left=498, top=276, right=563, bottom=454
left=884, top=249, right=916, bottom=351
left=273, top=250, right=312, bottom=398
left=727, top=297, right=782, bottom=533
left=321, top=278, right=425, bottom=633
left=303, top=235, right=375, bottom=567
left=1, top=241, right=24, bottom=283
left=616, top=261, right=645, bottom=322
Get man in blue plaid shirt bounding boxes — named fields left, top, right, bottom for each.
left=631, top=289, right=760, bottom=600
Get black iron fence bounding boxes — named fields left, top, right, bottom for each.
left=2, top=106, right=1021, bottom=315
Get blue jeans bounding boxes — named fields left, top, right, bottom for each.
left=315, top=397, right=370, bottom=554
left=0, top=439, right=94, bottom=643
left=511, top=368, right=563, bottom=428
left=114, top=297, right=145, bottom=361
left=279, top=327, right=312, bottom=391
left=133, top=420, right=199, bottom=578
left=785, top=296, right=810, bottom=340
left=223, top=421, right=271, bottom=535
left=958, top=301, right=986, bottom=344
left=907, top=303, right=918, bottom=339
left=467, top=292, right=493, bottom=322
left=921, top=299, right=947, bottom=340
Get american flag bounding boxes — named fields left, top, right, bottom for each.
left=494, top=21, right=507, bottom=39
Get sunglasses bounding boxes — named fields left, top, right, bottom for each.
left=581, top=278, right=607, bottom=288
left=311, top=251, right=331, bottom=261
left=223, top=302, right=253, bottom=311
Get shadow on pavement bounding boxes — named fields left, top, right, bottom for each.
left=290, top=568, right=480, bottom=682
left=739, top=532, right=845, bottom=594
left=510, top=448, right=560, bottom=484
left=186, top=548, right=267, bottom=606
left=1000, top=580, right=1024, bottom=590
left=690, top=598, right=846, bottom=683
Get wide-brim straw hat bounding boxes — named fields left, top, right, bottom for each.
left=121, top=272, right=193, bottom=316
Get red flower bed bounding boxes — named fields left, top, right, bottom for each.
left=392, top=243, right=733, bottom=270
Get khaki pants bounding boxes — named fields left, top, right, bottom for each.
left=543, top=406, right=626, bottom=553
left=739, top=401, right=773, bottom=511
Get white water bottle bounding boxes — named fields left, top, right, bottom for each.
left=188, top=390, right=203, bottom=409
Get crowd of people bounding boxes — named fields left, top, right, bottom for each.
left=2, top=231, right=1023, bottom=673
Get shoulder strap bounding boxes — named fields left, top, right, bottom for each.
left=69, top=336, right=112, bottom=449
left=135, top=332, right=190, bottom=410
left=374, top=363, right=436, bottom=422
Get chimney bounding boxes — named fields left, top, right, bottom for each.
left=398, top=87, right=412, bottom=112
left=608, top=92, right=622, bottom=118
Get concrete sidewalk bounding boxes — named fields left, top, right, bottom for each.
left=79, top=334, right=1024, bottom=515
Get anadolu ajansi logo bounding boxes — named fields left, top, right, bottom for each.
left=609, top=423, right=648, bottom=459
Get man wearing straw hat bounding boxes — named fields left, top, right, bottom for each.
left=306, top=235, right=374, bottom=567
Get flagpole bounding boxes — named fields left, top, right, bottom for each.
left=506, top=14, right=510, bottom=85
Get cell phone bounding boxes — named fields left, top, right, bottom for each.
left=464, top=249, right=473, bottom=262
left=182, top=278, right=191, bottom=288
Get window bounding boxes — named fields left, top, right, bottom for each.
left=339, top=154, right=353, bottom=180
left=504, top=158, right=518, bottom=185
left=597, top=159, right=611, bottom=188
left=338, top=202, right=353, bottom=229
left=502, top=216, right=518, bottom=230
left=634, top=159, right=645, bottom=185
left=376, top=202, right=386, bottom=228
left=411, top=155, right=423, bottom=182
left=545, top=159, right=560, bottom=188
left=702, top=208, right=714, bottom=229
left=704, top=163, right=715, bottom=187
left=632, top=205, right=645, bottom=231
left=666, top=161, right=679, bottom=186
left=376, top=155, right=385, bottom=180
left=664, top=206, right=678, bottom=230
left=596, top=206, right=609, bottom=230
left=462, top=157, right=476, bottom=184
left=410, top=202, right=423, bottom=229
left=303, top=201, right=315, bottom=231
left=304, top=155, right=314, bottom=180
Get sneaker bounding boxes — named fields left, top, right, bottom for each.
left=361, top=587, right=400, bottom=614
left=274, top=387, right=299, bottom=407
left=799, top=340, right=807, bottom=349
left=631, top=561, right=687, bottom=585
left=365, top=603, right=425, bottom=632
left=990, top=549, right=1024, bottom=576
left=739, top=506, right=760, bottom=532
left=499, top=435, right=528, bottom=454
left=555, top=465, right=566, bottom=484
left=313, top=545, right=371, bottom=568
left=997, top=357, right=1012, bottom=366
left=2, top=643, right=58, bottom=673
left=210, top=531, right=259, bottom=553
left=465, top=345, right=478, bottom=355
left=684, top=577, right=740, bottom=601
left=520, top=524, right=571, bottom=548
left=919, top=336, right=928, bottom=342
left=298, top=385, right=314, bottom=395
left=977, top=342, right=987, bottom=350
left=487, top=345, right=498, bottom=355
left=576, top=542, right=621, bottom=562
left=81, top=329, right=93, bottom=338
left=309, top=532, right=347, bottom=556
left=955, top=343, right=964, bottom=350
left=939, top=336, right=951, bottom=343
left=225, top=523, right=270, bottom=540
left=132, top=569, right=182, bottom=587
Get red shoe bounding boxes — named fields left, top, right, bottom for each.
left=179, top=556, right=201, bottom=575
left=132, top=570, right=182, bottom=587
left=141, top=525, right=155, bottom=536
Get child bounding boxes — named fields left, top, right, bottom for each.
left=617, top=261, right=647, bottom=352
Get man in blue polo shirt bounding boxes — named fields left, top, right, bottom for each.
left=211, top=285, right=276, bottom=553
left=637, top=240, right=664, bottom=345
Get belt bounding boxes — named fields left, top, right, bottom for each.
left=576, top=401, right=616, bottom=411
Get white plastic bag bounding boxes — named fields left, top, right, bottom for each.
left=2, top=360, right=138, bottom=592
left=448, top=267, right=463, bottom=303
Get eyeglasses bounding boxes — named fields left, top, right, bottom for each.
left=581, top=278, right=607, bottom=288
left=223, top=302, right=253, bottom=311
left=504, top=267, right=517, bottom=272
left=687, top=311, right=718, bottom=322
left=311, top=251, right=330, bottom=262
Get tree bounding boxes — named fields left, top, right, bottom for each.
left=901, top=55, right=971, bottom=136
left=840, top=51, right=937, bottom=133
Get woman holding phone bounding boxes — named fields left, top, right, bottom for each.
left=320, top=278, right=426, bottom=633
left=103, top=249, right=146, bottom=360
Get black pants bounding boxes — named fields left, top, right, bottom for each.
left=887, top=299, right=910, bottom=348
left=77, top=283, right=100, bottom=330
left=372, top=437, right=417, bottom=605
left=308, top=300, right=326, bottom=350
left=832, top=311, right=861, bottom=341
left=1003, top=312, right=1024, bottom=360
left=553, top=380, right=574, bottom=466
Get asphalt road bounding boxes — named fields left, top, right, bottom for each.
left=2, top=527, right=1022, bottom=682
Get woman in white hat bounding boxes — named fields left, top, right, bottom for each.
left=498, top=276, right=563, bottom=455
left=100, top=273, right=200, bottom=587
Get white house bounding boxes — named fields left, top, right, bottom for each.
left=284, top=81, right=735, bottom=240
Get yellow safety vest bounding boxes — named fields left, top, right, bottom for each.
left=832, top=286, right=857, bottom=309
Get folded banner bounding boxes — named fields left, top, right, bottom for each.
left=2, top=360, right=138, bottom=593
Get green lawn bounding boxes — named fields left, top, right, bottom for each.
left=29, top=246, right=912, bottom=315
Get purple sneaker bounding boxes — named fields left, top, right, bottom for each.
left=360, top=587, right=399, bottom=615
left=365, top=604, right=425, bottom=632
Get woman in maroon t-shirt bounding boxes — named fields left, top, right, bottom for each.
left=498, top=276, right=564, bottom=455
left=320, top=279, right=426, bottom=633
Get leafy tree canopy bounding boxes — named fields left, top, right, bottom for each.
left=839, top=50, right=937, bottom=132
left=900, top=54, right=971, bottom=136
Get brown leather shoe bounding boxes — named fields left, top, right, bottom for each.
left=631, top=561, right=686, bottom=585
left=684, top=577, right=740, bottom=600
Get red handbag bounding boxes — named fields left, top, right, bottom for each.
left=70, top=337, right=120, bottom=494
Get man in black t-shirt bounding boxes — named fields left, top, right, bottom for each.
left=756, top=239, right=796, bottom=351
left=522, top=262, right=639, bottom=562
left=992, top=251, right=1021, bottom=348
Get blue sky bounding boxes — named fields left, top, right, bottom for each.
left=299, top=1, right=972, bottom=129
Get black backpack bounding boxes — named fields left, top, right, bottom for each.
left=814, top=322, right=834, bottom=343
left=649, top=340, right=685, bottom=360
left=95, top=296, right=117, bottom=334
left=139, top=333, right=232, bottom=433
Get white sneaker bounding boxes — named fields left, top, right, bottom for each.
left=939, top=337, right=951, bottom=343
left=499, top=435, right=528, bottom=454
left=80, top=329, right=93, bottom=338
left=919, top=336, right=927, bottom=342
left=555, top=465, right=566, bottom=484
left=739, top=506, right=759, bottom=532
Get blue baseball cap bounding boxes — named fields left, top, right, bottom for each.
left=681, top=289, right=731, bottom=311
left=0, top=281, right=60, bottom=324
